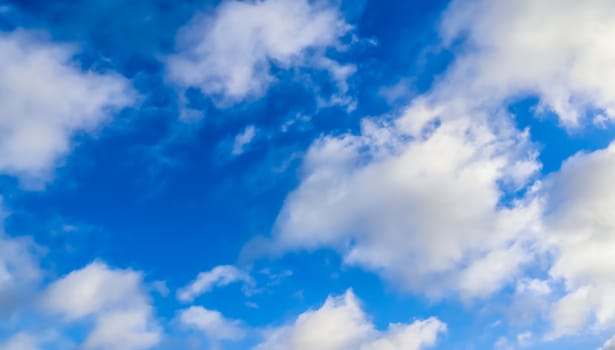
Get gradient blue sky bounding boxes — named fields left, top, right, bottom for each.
left=2, top=1, right=615, bottom=349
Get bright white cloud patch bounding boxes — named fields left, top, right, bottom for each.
left=177, top=265, right=253, bottom=302
left=179, top=306, right=246, bottom=341
left=540, top=144, right=615, bottom=338
left=43, top=262, right=161, bottom=350
left=441, top=0, right=615, bottom=127
left=0, top=31, right=134, bottom=187
left=166, top=0, right=352, bottom=104
left=259, top=0, right=615, bottom=333
left=254, top=290, right=446, bottom=350
left=263, top=99, right=541, bottom=299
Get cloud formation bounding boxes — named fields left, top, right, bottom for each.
left=179, top=306, right=246, bottom=341
left=254, top=290, right=446, bottom=350
left=0, top=31, right=134, bottom=187
left=43, top=262, right=161, bottom=350
left=264, top=97, right=541, bottom=299
left=177, top=265, right=253, bottom=302
left=262, top=0, right=615, bottom=324
left=540, top=144, right=615, bottom=338
left=166, top=0, right=352, bottom=105
left=441, top=0, right=615, bottom=127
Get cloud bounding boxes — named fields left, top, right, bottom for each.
left=0, top=332, right=40, bottom=350
left=177, top=265, right=253, bottom=302
left=600, top=334, right=615, bottom=350
left=166, top=0, right=352, bottom=105
left=233, top=125, right=257, bottom=156
left=254, top=0, right=615, bottom=317
left=440, top=0, right=615, bottom=127
left=259, top=98, right=541, bottom=299
left=254, top=289, right=446, bottom=350
left=0, top=216, right=42, bottom=319
left=179, top=306, right=246, bottom=341
left=540, top=143, right=615, bottom=337
left=0, top=30, right=134, bottom=187
left=42, top=261, right=161, bottom=350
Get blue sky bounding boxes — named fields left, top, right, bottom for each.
left=2, top=0, right=615, bottom=349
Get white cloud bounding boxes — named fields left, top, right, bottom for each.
left=515, top=279, right=552, bottom=296
left=0, top=332, right=40, bottom=350
left=539, top=143, right=615, bottom=338
left=600, top=334, right=615, bottom=350
left=83, top=307, right=161, bottom=350
left=260, top=99, right=541, bottom=299
left=43, top=262, right=161, bottom=350
left=179, top=306, right=246, bottom=341
left=0, top=31, right=134, bottom=187
left=0, top=218, right=42, bottom=319
left=253, top=0, right=615, bottom=332
left=166, top=0, right=352, bottom=105
left=440, top=0, right=615, bottom=127
left=254, top=289, right=446, bottom=350
left=517, top=331, right=533, bottom=347
left=233, top=125, right=257, bottom=156
left=177, top=265, right=253, bottom=302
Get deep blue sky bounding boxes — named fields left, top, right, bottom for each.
left=2, top=0, right=615, bottom=349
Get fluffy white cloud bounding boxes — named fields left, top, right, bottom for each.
left=43, top=262, right=161, bottom=350
left=539, top=143, right=615, bottom=338
left=0, top=31, right=134, bottom=187
left=440, top=0, right=615, bottom=127
left=262, top=98, right=541, bottom=298
left=254, top=289, right=446, bottom=350
left=166, top=0, right=352, bottom=104
left=256, top=0, right=615, bottom=319
left=179, top=306, right=245, bottom=341
left=177, top=265, right=253, bottom=302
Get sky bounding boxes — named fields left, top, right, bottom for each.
left=2, top=0, right=615, bottom=349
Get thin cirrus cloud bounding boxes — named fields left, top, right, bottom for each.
left=0, top=30, right=134, bottom=188
left=232, top=125, right=258, bottom=156
left=165, top=0, right=353, bottom=106
left=177, top=264, right=253, bottom=303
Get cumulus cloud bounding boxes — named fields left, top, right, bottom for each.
left=260, top=98, right=541, bottom=299
left=43, top=262, right=161, bottom=350
left=177, top=265, right=253, bottom=302
left=0, top=31, right=134, bottom=187
left=440, top=0, right=615, bottom=127
left=166, top=0, right=352, bottom=105
left=179, top=306, right=246, bottom=341
left=254, top=289, right=446, bottom=350
left=539, top=143, right=615, bottom=337
left=254, top=0, right=615, bottom=316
